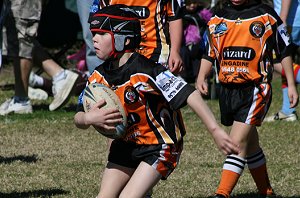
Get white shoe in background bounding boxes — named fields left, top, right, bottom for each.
left=28, top=87, right=48, bottom=100
left=264, top=111, right=297, bottom=122
left=49, top=70, right=79, bottom=111
left=0, top=98, right=33, bottom=115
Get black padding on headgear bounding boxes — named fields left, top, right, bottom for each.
left=89, top=4, right=141, bottom=51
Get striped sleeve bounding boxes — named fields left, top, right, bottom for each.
left=167, top=0, right=183, bottom=21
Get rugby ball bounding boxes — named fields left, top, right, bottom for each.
left=83, top=83, right=127, bottom=139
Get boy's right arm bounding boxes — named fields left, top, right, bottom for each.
left=168, top=19, right=183, bottom=74
left=196, top=58, right=213, bottom=95
left=279, top=0, right=292, bottom=25
left=281, top=56, right=299, bottom=108
left=187, top=91, right=240, bottom=155
left=74, top=100, right=123, bottom=131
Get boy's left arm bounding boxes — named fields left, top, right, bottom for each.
left=281, top=56, right=299, bottom=108
left=186, top=90, right=240, bottom=155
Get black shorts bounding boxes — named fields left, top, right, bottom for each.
left=108, top=139, right=183, bottom=180
left=219, top=83, right=272, bottom=126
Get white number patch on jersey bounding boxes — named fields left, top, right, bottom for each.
left=278, top=23, right=291, bottom=46
left=156, top=70, right=187, bottom=101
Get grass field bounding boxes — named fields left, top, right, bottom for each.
left=0, top=64, right=299, bottom=198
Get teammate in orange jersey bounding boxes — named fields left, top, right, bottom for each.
left=74, top=5, right=239, bottom=198
left=95, top=0, right=183, bottom=74
left=196, top=0, right=298, bottom=197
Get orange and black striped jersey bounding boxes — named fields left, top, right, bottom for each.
left=203, top=2, right=292, bottom=84
left=99, top=0, right=182, bottom=64
left=77, top=52, right=195, bottom=145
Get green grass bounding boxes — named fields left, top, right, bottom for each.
left=0, top=65, right=300, bottom=198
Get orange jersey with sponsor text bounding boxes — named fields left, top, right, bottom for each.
left=203, top=3, right=291, bottom=84
left=99, top=0, right=182, bottom=64
left=77, top=53, right=195, bottom=145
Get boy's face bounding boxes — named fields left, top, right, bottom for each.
left=186, top=3, right=199, bottom=13
left=92, top=32, right=113, bottom=60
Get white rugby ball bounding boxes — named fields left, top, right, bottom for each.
left=83, top=83, right=127, bottom=139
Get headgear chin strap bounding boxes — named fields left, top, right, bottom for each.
left=114, top=34, right=127, bottom=52
left=109, top=33, right=136, bottom=59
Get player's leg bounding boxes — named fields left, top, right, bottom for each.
left=265, top=62, right=300, bottom=121
left=97, top=140, right=140, bottom=198
left=97, top=162, right=134, bottom=198
left=120, top=140, right=182, bottom=198
left=215, top=83, right=272, bottom=197
left=119, top=161, right=162, bottom=198
left=0, top=12, right=37, bottom=115
left=246, top=127, right=274, bottom=196
left=214, top=121, right=251, bottom=198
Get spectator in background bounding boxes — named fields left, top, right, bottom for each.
left=0, top=0, right=7, bottom=68
left=76, top=0, right=103, bottom=73
left=0, top=0, right=43, bottom=115
left=180, top=0, right=212, bottom=83
left=264, top=0, right=300, bottom=122
left=0, top=0, right=79, bottom=115
left=28, top=43, right=81, bottom=110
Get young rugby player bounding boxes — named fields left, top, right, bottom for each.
left=196, top=0, right=298, bottom=197
left=74, top=4, right=239, bottom=198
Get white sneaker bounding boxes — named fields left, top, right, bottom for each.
left=28, top=87, right=48, bottom=100
left=49, top=70, right=79, bottom=111
left=264, top=111, right=297, bottom=122
left=0, top=98, right=33, bottom=115
left=29, top=71, right=38, bottom=87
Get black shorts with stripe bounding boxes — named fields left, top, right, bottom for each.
left=219, top=83, right=272, bottom=126
left=108, top=139, right=183, bottom=180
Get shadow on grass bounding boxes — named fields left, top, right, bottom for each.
left=0, top=188, right=69, bottom=197
left=0, top=154, right=39, bottom=164
left=61, top=103, right=78, bottom=112
left=33, top=103, right=77, bottom=112
left=0, top=83, right=14, bottom=91
left=187, top=192, right=300, bottom=198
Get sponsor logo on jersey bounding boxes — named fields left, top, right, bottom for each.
left=235, top=18, right=242, bottom=25
left=160, top=75, right=177, bottom=91
left=249, top=21, right=265, bottom=38
left=223, top=47, right=256, bottom=61
left=278, top=23, right=291, bottom=46
left=128, top=6, right=150, bottom=19
left=212, top=22, right=227, bottom=36
left=156, top=71, right=186, bottom=101
left=124, top=86, right=139, bottom=104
